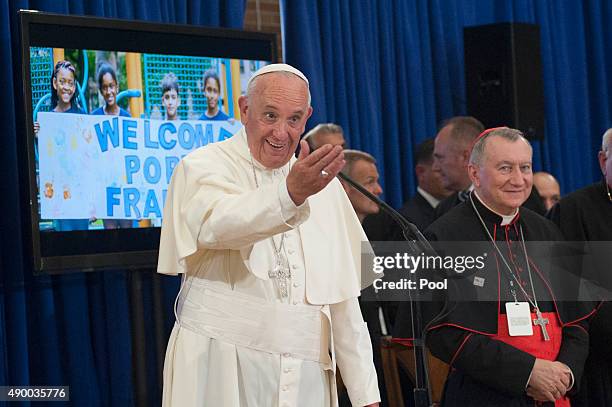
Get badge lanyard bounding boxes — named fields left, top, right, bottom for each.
left=470, top=194, right=550, bottom=340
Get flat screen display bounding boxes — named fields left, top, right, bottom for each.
left=19, top=11, right=276, bottom=272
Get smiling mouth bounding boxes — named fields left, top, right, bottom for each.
left=266, top=139, right=285, bottom=150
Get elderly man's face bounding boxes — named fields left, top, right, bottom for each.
left=433, top=125, right=470, bottom=191
left=599, top=136, right=612, bottom=188
left=239, top=73, right=312, bottom=169
left=469, top=136, right=533, bottom=215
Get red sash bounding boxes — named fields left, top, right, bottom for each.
left=493, top=311, right=569, bottom=407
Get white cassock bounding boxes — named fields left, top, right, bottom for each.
left=158, top=128, right=380, bottom=407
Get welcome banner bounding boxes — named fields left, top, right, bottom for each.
left=38, top=112, right=242, bottom=220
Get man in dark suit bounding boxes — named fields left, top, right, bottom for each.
left=398, top=138, right=453, bottom=231
left=548, top=127, right=612, bottom=407
left=362, top=137, right=452, bottom=241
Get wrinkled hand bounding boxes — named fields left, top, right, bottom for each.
left=527, top=359, right=571, bottom=402
left=286, top=141, right=345, bottom=206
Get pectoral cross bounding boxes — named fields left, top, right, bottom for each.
left=533, top=308, right=550, bottom=341
left=269, top=255, right=291, bottom=299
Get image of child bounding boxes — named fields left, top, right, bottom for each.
left=91, top=63, right=133, bottom=229
left=198, top=70, right=229, bottom=121
left=160, top=72, right=180, bottom=121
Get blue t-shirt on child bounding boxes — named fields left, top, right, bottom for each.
left=91, top=106, right=131, bottom=117
left=198, top=110, right=229, bottom=121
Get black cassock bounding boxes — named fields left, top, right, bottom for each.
left=549, top=181, right=612, bottom=407
left=395, top=192, right=592, bottom=407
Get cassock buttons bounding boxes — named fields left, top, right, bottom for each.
left=291, top=264, right=298, bottom=269
left=293, top=282, right=300, bottom=288
left=283, top=352, right=291, bottom=358
left=288, top=248, right=295, bottom=254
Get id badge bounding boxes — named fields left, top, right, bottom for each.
left=505, top=302, right=533, bottom=336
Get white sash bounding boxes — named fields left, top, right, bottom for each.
left=177, top=278, right=325, bottom=363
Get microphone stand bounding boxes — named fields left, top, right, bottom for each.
left=337, top=172, right=433, bottom=407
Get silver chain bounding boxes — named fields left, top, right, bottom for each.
left=470, top=194, right=540, bottom=311
left=249, top=151, right=289, bottom=285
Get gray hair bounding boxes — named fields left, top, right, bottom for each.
left=341, top=149, right=376, bottom=177
left=246, top=71, right=312, bottom=106
left=602, top=128, right=612, bottom=152
left=303, top=123, right=344, bottom=147
left=469, top=127, right=531, bottom=165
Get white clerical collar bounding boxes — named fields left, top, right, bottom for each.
left=417, top=187, right=441, bottom=208
left=472, top=191, right=519, bottom=225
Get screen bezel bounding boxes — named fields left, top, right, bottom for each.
left=19, top=10, right=277, bottom=273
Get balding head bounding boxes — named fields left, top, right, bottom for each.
left=533, top=172, right=561, bottom=211
left=599, top=128, right=612, bottom=188
left=303, top=123, right=346, bottom=150
left=433, top=116, right=485, bottom=191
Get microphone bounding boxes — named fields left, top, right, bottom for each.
left=337, top=172, right=433, bottom=251
left=337, top=170, right=434, bottom=407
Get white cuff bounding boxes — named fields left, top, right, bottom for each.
left=278, top=180, right=309, bottom=226
left=566, top=367, right=575, bottom=391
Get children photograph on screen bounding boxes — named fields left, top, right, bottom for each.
left=160, top=72, right=181, bottom=121
left=43, top=59, right=90, bottom=231
left=34, top=60, right=86, bottom=135
left=91, top=63, right=131, bottom=118
left=199, top=69, right=229, bottom=121
left=91, top=62, right=133, bottom=229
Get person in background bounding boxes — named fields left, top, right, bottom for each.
left=92, top=63, right=132, bottom=229
left=303, top=122, right=347, bottom=150
left=160, top=72, right=181, bottom=121
left=533, top=171, right=561, bottom=212
left=339, top=150, right=383, bottom=223
left=91, top=63, right=130, bottom=117
left=400, top=137, right=453, bottom=230
left=198, top=70, right=229, bottom=121
left=548, top=127, right=612, bottom=407
left=35, top=60, right=89, bottom=231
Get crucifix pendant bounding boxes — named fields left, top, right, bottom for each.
left=533, top=308, right=550, bottom=341
left=269, top=256, right=291, bottom=298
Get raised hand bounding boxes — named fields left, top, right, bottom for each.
left=286, top=140, right=345, bottom=206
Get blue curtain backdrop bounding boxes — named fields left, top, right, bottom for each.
left=281, top=0, right=612, bottom=208
left=0, top=1, right=245, bottom=406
